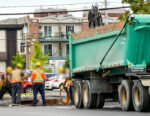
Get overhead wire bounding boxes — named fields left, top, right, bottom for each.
left=0, top=6, right=130, bottom=15
left=0, top=2, right=124, bottom=8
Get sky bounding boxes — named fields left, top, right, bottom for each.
left=0, top=0, right=126, bottom=20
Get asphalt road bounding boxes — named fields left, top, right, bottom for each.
left=0, top=105, right=150, bottom=116
left=0, top=89, right=150, bottom=116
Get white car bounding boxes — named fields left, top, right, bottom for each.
left=52, top=74, right=67, bottom=89
left=45, top=73, right=57, bottom=90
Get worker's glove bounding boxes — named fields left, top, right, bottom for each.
left=60, top=85, right=64, bottom=90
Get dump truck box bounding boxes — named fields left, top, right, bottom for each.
left=69, top=15, right=150, bottom=76
left=70, top=15, right=150, bottom=112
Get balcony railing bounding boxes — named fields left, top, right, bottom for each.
left=39, top=32, right=70, bottom=39
left=44, top=50, right=69, bottom=60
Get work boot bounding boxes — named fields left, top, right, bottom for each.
left=43, top=103, right=47, bottom=106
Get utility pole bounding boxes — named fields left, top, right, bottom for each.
left=104, top=0, right=108, bottom=25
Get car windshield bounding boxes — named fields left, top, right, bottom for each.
left=46, top=74, right=56, bottom=78
left=46, top=74, right=57, bottom=81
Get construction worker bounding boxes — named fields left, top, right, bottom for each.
left=66, top=77, right=74, bottom=104
left=31, top=62, right=47, bottom=106
left=9, top=63, right=27, bottom=105
left=0, top=67, right=12, bottom=100
left=65, top=68, right=73, bottom=104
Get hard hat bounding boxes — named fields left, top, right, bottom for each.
left=36, top=62, right=41, bottom=67
left=17, top=63, right=22, bottom=69
left=59, top=67, right=64, bottom=74
left=7, top=67, right=12, bottom=73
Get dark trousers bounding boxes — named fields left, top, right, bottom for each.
left=12, top=82, right=22, bottom=104
left=0, top=86, right=12, bottom=99
left=69, top=86, right=74, bottom=103
left=33, top=83, right=46, bottom=105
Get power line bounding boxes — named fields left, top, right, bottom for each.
left=0, top=2, right=102, bottom=8
left=0, top=2, right=123, bottom=8
left=0, top=6, right=130, bottom=15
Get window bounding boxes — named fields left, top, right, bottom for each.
left=44, top=26, right=52, bottom=37
left=66, top=44, right=69, bottom=55
left=20, top=43, right=25, bottom=53
left=66, top=26, right=74, bottom=39
left=44, top=44, right=52, bottom=56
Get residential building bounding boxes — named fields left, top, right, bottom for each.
left=37, top=14, right=82, bottom=72
left=0, top=16, right=31, bottom=72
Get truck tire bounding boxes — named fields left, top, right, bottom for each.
left=132, top=80, right=150, bottom=112
left=119, top=80, right=133, bottom=111
left=83, top=80, right=97, bottom=109
left=96, top=94, right=105, bottom=108
left=73, top=81, right=83, bottom=108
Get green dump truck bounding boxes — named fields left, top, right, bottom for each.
left=69, top=14, right=150, bottom=112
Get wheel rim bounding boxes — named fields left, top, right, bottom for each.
left=74, top=87, right=79, bottom=104
left=83, top=87, right=88, bottom=104
left=121, top=87, right=127, bottom=105
left=26, top=88, right=33, bottom=93
left=134, top=88, right=140, bottom=106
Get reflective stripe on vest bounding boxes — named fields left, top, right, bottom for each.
left=11, top=70, right=22, bottom=83
left=33, top=71, right=44, bottom=83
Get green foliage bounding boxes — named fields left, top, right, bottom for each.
left=123, top=0, right=150, bottom=14
left=118, top=11, right=130, bottom=21
left=119, top=0, right=150, bottom=21
left=63, top=55, right=70, bottom=69
left=31, top=40, right=49, bottom=71
left=11, top=51, right=25, bottom=68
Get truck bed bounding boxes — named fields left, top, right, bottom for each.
left=70, top=21, right=126, bottom=73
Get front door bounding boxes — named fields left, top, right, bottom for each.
left=6, top=29, right=17, bottom=67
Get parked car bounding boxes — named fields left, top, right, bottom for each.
left=52, top=74, right=67, bottom=89
left=22, top=77, right=33, bottom=93
left=45, top=73, right=57, bottom=90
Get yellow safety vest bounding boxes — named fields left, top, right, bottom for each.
left=11, top=70, right=22, bottom=84
left=33, top=71, right=44, bottom=83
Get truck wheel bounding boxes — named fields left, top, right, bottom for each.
left=119, top=80, right=133, bottom=111
left=132, top=81, right=150, bottom=112
left=96, top=94, right=105, bottom=108
left=83, top=80, right=97, bottom=109
left=73, top=81, right=83, bottom=108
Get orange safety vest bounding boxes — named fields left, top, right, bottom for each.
left=33, top=70, right=44, bottom=83
left=67, top=80, right=72, bottom=86
left=11, top=70, right=22, bottom=84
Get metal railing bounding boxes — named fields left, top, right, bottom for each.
left=39, top=32, right=70, bottom=39
left=44, top=50, right=69, bottom=59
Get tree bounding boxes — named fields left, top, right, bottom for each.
left=118, top=0, right=150, bottom=20
left=11, top=51, right=25, bottom=68
left=63, top=55, right=69, bottom=69
left=123, top=0, right=150, bottom=14
left=31, top=40, right=49, bottom=71
left=118, top=10, right=130, bottom=21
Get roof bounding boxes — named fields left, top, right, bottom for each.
left=0, top=16, right=29, bottom=25
left=39, top=14, right=82, bottom=24
left=0, top=24, right=24, bottom=29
